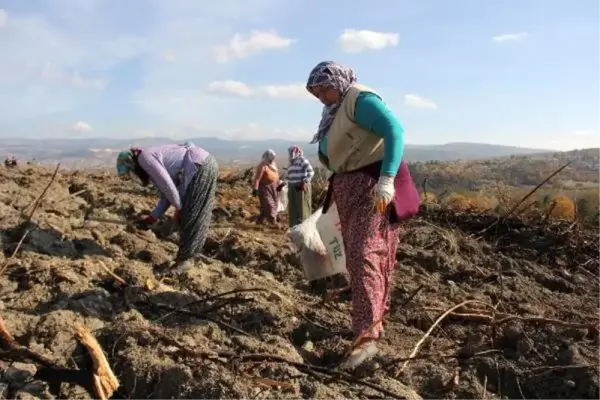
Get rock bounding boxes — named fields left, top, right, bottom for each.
left=5, top=363, right=37, bottom=388
left=564, top=328, right=588, bottom=341
left=565, top=380, right=576, bottom=388
left=52, top=268, right=79, bottom=284
left=301, top=340, right=314, bottom=352
left=17, top=381, right=53, bottom=400
left=0, top=383, right=9, bottom=399
left=91, top=229, right=105, bottom=246
left=559, top=344, right=584, bottom=365
left=516, top=338, right=532, bottom=356
left=267, top=291, right=285, bottom=303
left=136, top=229, right=157, bottom=243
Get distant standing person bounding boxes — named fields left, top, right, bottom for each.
left=116, top=143, right=218, bottom=271
left=305, top=61, right=419, bottom=369
left=287, top=145, right=314, bottom=228
left=252, top=149, right=283, bottom=225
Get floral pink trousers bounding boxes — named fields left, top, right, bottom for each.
left=332, top=170, right=401, bottom=341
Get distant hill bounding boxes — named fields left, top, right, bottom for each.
left=0, top=136, right=555, bottom=170
left=408, top=147, right=599, bottom=193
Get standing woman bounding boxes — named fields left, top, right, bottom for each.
left=252, top=149, right=281, bottom=225
left=116, top=143, right=219, bottom=270
left=305, top=61, right=419, bottom=369
left=286, top=145, right=315, bottom=228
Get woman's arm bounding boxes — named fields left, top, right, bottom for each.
left=302, top=158, right=315, bottom=182
left=252, top=164, right=266, bottom=190
left=354, top=92, right=405, bottom=177
left=137, top=152, right=183, bottom=210
left=150, top=197, right=171, bottom=219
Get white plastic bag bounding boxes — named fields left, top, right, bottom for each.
left=315, top=202, right=347, bottom=278
left=288, top=203, right=347, bottom=281
left=288, top=207, right=326, bottom=256
left=276, top=183, right=288, bottom=214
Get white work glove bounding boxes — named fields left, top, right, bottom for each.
left=374, top=175, right=395, bottom=214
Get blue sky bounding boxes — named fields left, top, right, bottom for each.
left=0, top=0, right=598, bottom=150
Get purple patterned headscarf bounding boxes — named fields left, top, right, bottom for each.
left=306, top=61, right=357, bottom=144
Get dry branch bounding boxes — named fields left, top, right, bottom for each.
left=75, top=325, right=120, bottom=400
left=0, top=314, right=120, bottom=398
left=397, top=300, right=496, bottom=376
left=2, top=163, right=61, bottom=275
left=0, top=229, right=29, bottom=276
left=22, top=162, right=61, bottom=223
left=144, top=288, right=269, bottom=332
left=0, top=314, right=16, bottom=344
left=0, top=314, right=57, bottom=368
left=129, top=324, right=415, bottom=399
left=423, top=307, right=598, bottom=330
left=476, top=161, right=572, bottom=236
left=97, top=260, right=126, bottom=285
left=381, top=349, right=500, bottom=370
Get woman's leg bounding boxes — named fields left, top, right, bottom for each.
left=256, top=185, right=267, bottom=224
left=300, top=182, right=312, bottom=222
left=287, top=183, right=300, bottom=228
left=333, top=171, right=401, bottom=342
left=259, top=182, right=278, bottom=224
left=176, top=155, right=219, bottom=263
left=268, top=183, right=279, bottom=224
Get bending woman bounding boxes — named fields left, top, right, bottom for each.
left=116, top=143, right=219, bottom=270
left=305, top=61, right=419, bottom=369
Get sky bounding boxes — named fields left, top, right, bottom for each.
left=0, top=0, right=598, bottom=150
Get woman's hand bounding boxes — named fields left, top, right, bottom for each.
left=374, top=176, right=395, bottom=214
left=135, top=214, right=157, bottom=229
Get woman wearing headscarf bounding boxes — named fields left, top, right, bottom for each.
left=305, top=61, right=420, bottom=369
left=286, top=145, right=314, bottom=228
left=116, top=143, right=219, bottom=270
left=252, top=149, right=283, bottom=225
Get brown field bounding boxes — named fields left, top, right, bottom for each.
left=0, top=164, right=598, bottom=399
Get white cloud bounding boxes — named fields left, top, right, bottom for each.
left=223, top=122, right=312, bottom=140
left=571, top=129, right=594, bottom=137
left=339, top=29, right=399, bottom=53
left=404, top=94, right=438, bottom=110
left=207, top=80, right=253, bottom=97
left=546, top=136, right=599, bottom=151
left=256, top=84, right=308, bottom=99
left=0, top=0, right=284, bottom=124
left=206, top=81, right=310, bottom=100
left=0, top=9, right=7, bottom=28
left=163, top=51, right=175, bottom=63
left=72, top=121, right=92, bottom=133
left=88, top=148, right=119, bottom=153
left=518, top=129, right=598, bottom=151
left=214, top=30, right=296, bottom=63
left=492, top=32, right=529, bottom=42
left=40, top=62, right=106, bottom=90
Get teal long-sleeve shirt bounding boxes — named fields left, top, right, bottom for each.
left=319, top=91, right=405, bottom=177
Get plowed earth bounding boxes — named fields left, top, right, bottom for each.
left=0, top=165, right=598, bottom=399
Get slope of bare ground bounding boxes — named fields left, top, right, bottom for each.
left=0, top=164, right=598, bottom=399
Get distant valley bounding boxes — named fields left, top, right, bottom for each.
left=0, top=136, right=558, bottom=170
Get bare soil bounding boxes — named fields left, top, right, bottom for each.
left=0, top=164, right=598, bottom=399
